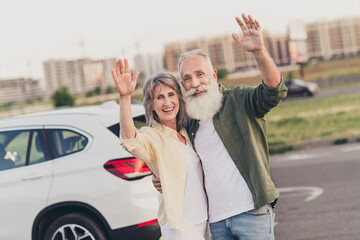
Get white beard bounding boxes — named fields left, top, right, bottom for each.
left=184, top=79, right=223, bottom=121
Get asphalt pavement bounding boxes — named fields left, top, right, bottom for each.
left=284, top=85, right=360, bottom=102
left=270, top=142, right=360, bottom=240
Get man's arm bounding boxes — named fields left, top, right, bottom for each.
left=152, top=174, right=162, bottom=193
left=232, top=13, right=280, bottom=87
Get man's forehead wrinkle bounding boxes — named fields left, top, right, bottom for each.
left=183, top=69, right=203, bottom=76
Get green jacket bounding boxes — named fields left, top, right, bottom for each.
left=187, top=80, right=288, bottom=209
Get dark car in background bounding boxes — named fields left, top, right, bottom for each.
left=285, top=79, right=320, bottom=97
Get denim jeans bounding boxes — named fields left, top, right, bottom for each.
left=209, top=204, right=275, bottom=240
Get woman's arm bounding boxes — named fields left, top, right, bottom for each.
left=111, top=58, right=139, bottom=139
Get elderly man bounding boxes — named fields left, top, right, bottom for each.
left=153, top=13, right=288, bottom=240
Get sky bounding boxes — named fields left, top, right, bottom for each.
left=0, top=0, right=359, bottom=82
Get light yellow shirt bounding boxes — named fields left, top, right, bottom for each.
left=120, top=121, right=193, bottom=231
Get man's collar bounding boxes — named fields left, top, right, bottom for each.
left=219, top=83, right=227, bottom=93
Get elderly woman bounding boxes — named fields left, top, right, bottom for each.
left=111, top=58, right=208, bottom=239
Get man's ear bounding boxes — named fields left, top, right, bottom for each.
left=213, top=69, right=218, bottom=82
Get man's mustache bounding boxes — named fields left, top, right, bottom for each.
left=184, top=84, right=209, bottom=98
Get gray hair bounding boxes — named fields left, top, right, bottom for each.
left=177, top=49, right=214, bottom=77
left=142, top=72, right=187, bottom=131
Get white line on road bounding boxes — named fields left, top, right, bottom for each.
left=278, top=186, right=324, bottom=201
left=341, top=145, right=360, bottom=152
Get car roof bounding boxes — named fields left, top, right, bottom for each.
left=0, top=101, right=145, bottom=129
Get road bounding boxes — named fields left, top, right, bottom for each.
left=270, top=142, right=360, bottom=240
left=284, top=85, right=360, bottom=101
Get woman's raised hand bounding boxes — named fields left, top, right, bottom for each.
left=111, top=58, right=139, bottom=97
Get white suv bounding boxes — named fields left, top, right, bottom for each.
left=0, top=101, right=161, bottom=240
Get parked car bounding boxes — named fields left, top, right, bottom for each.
left=0, top=101, right=161, bottom=240
left=285, top=79, right=320, bottom=97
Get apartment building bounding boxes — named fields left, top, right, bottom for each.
left=307, top=17, right=360, bottom=60
left=133, top=53, right=164, bottom=85
left=43, top=58, right=116, bottom=98
left=0, top=78, right=43, bottom=104
left=39, top=16, right=359, bottom=99
left=164, top=32, right=290, bottom=74
left=264, top=32, right=291, bottom=66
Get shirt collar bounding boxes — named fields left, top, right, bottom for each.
left=219, top=83, right=227, bottom=93
left=151, top=120, right=184, bottom=137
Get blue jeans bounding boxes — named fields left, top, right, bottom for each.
left=209, top=204, right=275, bottom=240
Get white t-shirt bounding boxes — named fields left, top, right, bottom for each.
left=181, top=142, right=208, bottom=226
left=194, top=119, right=254, bottom=223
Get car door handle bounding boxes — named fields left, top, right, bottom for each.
left=22, top=173, right=44, bottom=181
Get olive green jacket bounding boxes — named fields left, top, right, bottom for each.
left=187, top=80, right=288, bottom=209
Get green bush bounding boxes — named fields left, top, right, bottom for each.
left=269, top=145, right=293, bottom=155
left=106, top=86, right=115, bottom=94
left=51, top=87, right=75, bottom=107
left=217, top=69, right=229, bottom=80
left=334, top=138, right=348, bottom=145
left=94, top=86, right=101, bottom=95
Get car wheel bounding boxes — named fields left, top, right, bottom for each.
left=44, top=213, right=107, bottom=240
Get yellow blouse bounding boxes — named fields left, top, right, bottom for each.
left=121, top=121, right=193, bottom=231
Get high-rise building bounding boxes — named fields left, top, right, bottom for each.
left=306, top=17, right=360, bottom=61
left=0, top=78, right=43, bottom=104
left=164, top=32, right=290, bottom=74
left=133, top=53, right=164, bottom=85
left=43, top=58, right=116, bottom=98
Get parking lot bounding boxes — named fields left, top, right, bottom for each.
left=271, top=142, right=360, bottom=239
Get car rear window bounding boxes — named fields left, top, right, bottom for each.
left=0, top=129, right=47, bottom=171
left=107, top=115, right=146, bottom=137
left=46, top=129, right=88, bottom=158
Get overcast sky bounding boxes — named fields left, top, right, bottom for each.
left=0, top=0, right=359, bottom=81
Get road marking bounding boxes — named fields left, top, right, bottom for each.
left=285, top=153, right=320, bottom=161
left=278, top=186, right=324, bottom=201
left=273, top=143, right=360, bottom=162
left=275, top=153, right=330, bottom=161
left=341, top=145, right=360, bottom=152
left=275, top=186, right=324, bottom=228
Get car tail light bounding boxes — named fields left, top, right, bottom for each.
left=104, top=158, right=152, bottom=180
left=138, top=219, right=158, bottom=227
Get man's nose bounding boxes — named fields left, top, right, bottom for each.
left=191, top=77, right=200, bottom=88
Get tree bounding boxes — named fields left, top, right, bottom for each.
left=298, top=62, right=308, bottom=78
left=106, top=86, right=115, bottom=94
left=286, top=71, right=294, bottom=81
left=217, top=69, right=229, bottom=80
left=51, top=87, right=76, bottom=107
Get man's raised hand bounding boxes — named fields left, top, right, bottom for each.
left=111, top=58, right=139, bottom=97
left=232, top=13, right=264, bottom=53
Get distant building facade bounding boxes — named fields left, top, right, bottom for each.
left=0, top=78, right=43, bottom=104
left=133, top=53, right=164, bottom=85
left=43, top=58, right=116, bottom=98
left=163, top=32, right=290, bottom=75
left=306, top=17, right=360, bottom=61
